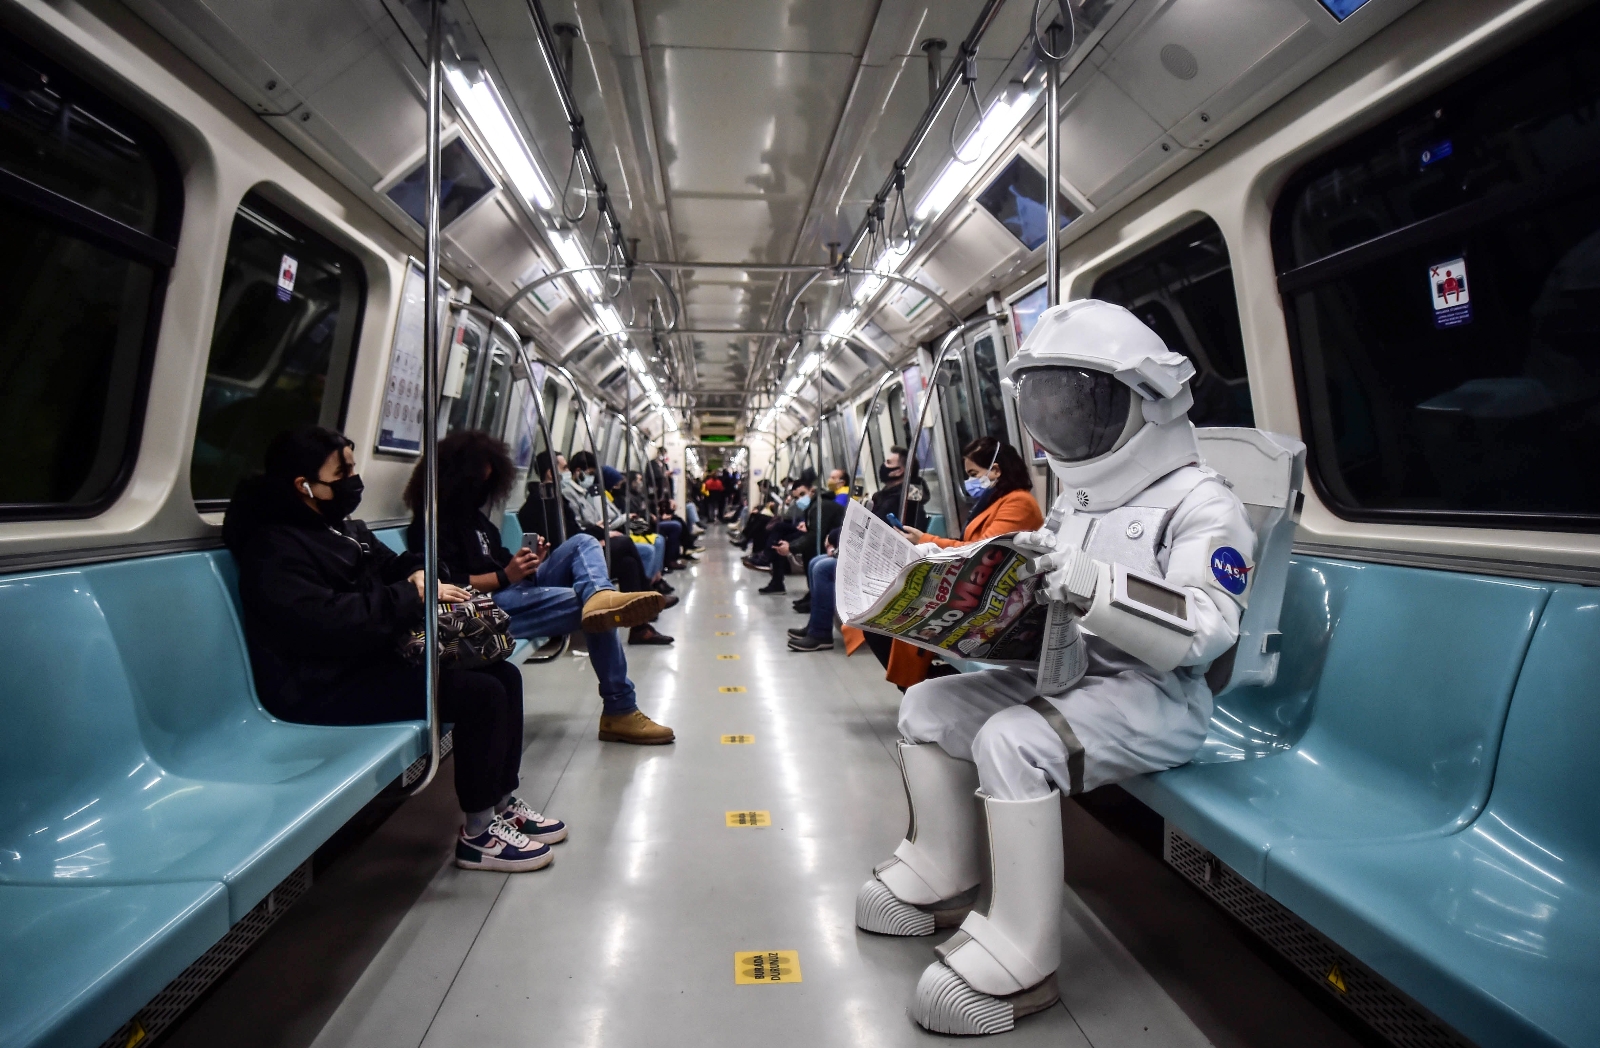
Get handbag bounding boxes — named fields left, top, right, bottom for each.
left=399, top=588, right=516, bottom=670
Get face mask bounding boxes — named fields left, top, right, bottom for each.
left=315, top=474, right=364, bottom=523
left=795, top=494, right=812, bottom=511
left=963, top=475, right=994, bottom=499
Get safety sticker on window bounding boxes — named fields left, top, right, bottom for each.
left=1429, top=257, right=1471, bottom=328
left=277, top=254, right=298, bottom=302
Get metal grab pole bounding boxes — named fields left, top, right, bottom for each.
left=1045, top=21, right=1061, bottom=308
left=409, top=0, right=444, bottom=796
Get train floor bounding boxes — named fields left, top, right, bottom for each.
left=161, top=526, right=1380, bottom=1048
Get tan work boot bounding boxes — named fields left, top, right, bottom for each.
left=580, top=590, right=664, bottom=633
left=598, top=709, right=675, bottom=745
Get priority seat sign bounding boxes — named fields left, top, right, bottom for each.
left=1429, top=257, right=1471, bottom=328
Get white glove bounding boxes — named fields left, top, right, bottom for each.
left=1009, top=529, right=1057, bottom=555
left=1035, top=547, right=1101, bottom=609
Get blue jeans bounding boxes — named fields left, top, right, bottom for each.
left=657, top=518, right=683, bottom=563
left=685, top=504, right=699, bottom=528
left=492, top=534, right=637, bottom=715
left=807, top=555, right=836, bottom=639
left=634, top=534, right=666, bottom=579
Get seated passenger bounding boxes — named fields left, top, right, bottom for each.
left=883, top=437, right=1043, bottom=690
left=224, top=426, right=561, bottom=874
left=763, top=475, right=845, bottom=596
left=406, top=432, right=675, bottom=743
left=554, top=450, right=677, bottom=639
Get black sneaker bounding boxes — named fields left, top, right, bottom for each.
left=758, top=581, right=787, bottom=595
left=792, top=597, right=811, bottom=614
left=786, top=627, right=809, bottom=640
left=788, top=633, right=834, bottom=652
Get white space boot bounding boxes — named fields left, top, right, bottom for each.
left=912, top=789, right=1063, bottom=1035
left=855, top=741, right=982, bottom=936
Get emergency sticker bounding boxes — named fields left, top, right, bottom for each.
left=1210, top=545, right=1251, bottom=601
left=276, top=254, right=298, bottom=301
left=734, top=950, right=801, bottom=984
left=725, top=810, right=771, bottom=827
left=1428, top=257, right=1471, bottom=328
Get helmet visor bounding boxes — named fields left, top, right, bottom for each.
left=1015, top=367, right=1132, bottom=463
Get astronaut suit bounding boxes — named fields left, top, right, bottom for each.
left=854, top=300, right=1256, bottom=1036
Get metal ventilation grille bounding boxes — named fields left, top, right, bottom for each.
left=99, top=861, right=313, bottom=1048
left=401, top=727, right=455, bottom=787
left=1164, top=826, right=1474, bottom=1048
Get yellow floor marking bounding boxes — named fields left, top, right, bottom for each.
left=718, top=686, right=747, bottom=693
left=725, top=810, right=771, bottom=827
left=734, top=950, right=802, bottom=985
left=714, top=613, right=733, bottom=618
left=721, top=734, right=754, bottom=744
left=715, top=630, right=735, bottom=636
left=717, top=654, right=740, bottom=660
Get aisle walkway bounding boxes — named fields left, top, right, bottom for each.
left=309, top=530, right=1213, bottom=1048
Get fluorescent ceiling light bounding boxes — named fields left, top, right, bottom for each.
left=445, top=66, right=555, bottom=211
left=827, top=308, right=859, bottom=340
left=595, top=304, right=625, bottom=336
left=798, top=351, right=821, bottom=376
left=624, top=347, right=647, bottom=372
left=853, top=241, right=913, bottom=304
left=915, top=82, right=1034, bottom=221
left=551, top=231, right=603, bottom=299
left=640, top=373, right=659, bottom=393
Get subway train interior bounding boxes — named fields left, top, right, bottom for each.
left=1, top=0, right=1598, bottom=1045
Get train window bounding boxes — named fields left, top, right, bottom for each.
left=974, top=155, right=1081, bottom=251
left=1092, top=218, right=1254, bottom=428
left=1273, top=6, right=1600, bottom=527
left=0, top=34, right=180, bottom=518
left=191, top=193, right=364, bottom=505
left=971, top=332, right=1009, bottom=442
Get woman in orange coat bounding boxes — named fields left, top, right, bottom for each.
left=883, top=436, right=1045, bottom=689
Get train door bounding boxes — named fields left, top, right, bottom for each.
left=441, top=309, right=488, bottom=435
left=927, top=314, right=1017, bottom=532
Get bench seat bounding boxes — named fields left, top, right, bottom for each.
left=1126, top=560, right=1600, bottom=1047
left=1124, top=557, right=1551, bottom=880
left=0, top=882, right=229, bottom=1048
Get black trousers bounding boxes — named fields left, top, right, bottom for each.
left=582, top=525, right=651, bottom=592
left=286, top=658, right=525, bottom=814
left=742, top=512, right=771, bottom=549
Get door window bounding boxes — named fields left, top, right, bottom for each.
left=191, top=194, right=364, bottom=504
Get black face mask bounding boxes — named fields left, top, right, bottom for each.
left=316, top=474, right=364, bottom=523
left=878, top=463, right=903, bottom=485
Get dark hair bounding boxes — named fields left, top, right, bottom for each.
left=887, top=444, right=908, bottom=461
left=534, top=450, right=556, bottom=482
left=263, top=426, right=352, bottom=483
left=568, top=450, right=597, bottom=473
left=404, top=430, right=516, bottom=517
left=961, top=436, right=1030, bottom=499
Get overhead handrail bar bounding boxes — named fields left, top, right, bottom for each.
left=409, top=0, right=445, bottom=796
left=520, top=0, right=630, bottom=267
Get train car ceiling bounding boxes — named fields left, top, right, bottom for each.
left=120, top=0, right=1420, bottom=441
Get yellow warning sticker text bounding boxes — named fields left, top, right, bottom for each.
left=725, top=810, right=771, bottom=827
left=735, top=950, right=801, bottom=984
left=721, top=734, right=754, bottom=744
left=717, top=654, right=740, bottom=660
left=718, top=686, right=747, bottom=693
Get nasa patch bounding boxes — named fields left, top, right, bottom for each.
left=1210, top=545, right=1251, bottom=599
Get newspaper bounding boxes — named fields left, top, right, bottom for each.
left=836, top=500, right=1053, bottom=666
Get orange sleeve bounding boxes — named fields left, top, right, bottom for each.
left=980, top=491, right=1045, bottom=538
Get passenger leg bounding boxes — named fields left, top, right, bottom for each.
left=788, top=555, right=835, bottom=651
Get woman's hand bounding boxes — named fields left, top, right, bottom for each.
left=438, top=583, right=471, bottom=603
left=505, top=546, right=540, bottom=583
left=900, top=526, right=928, bottom=544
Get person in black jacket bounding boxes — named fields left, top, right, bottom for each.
left=224, top=426, right=561, bottom=874
left=406, top=432, right=675, bottom=744
left=762, top=477, right=845, bottom=595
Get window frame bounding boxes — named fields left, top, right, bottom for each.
left=1271, top=14, right=1600, bottom=534
left=0, top=32, right=183, bottom=522
left=190, top=189, right=368, bottom=512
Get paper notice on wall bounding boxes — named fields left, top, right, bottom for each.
left=1429, top=257, right=1472, bottom=328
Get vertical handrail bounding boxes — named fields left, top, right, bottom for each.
left=409, top=0, right=444, bottom=796
left=1043, top=18, right=1064, bottom=511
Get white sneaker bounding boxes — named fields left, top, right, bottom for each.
left=456, top=814, right=553, bottom=872
left=501, top=795, right=568, bottom=844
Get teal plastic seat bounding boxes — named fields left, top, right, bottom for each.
left=1123, top=557, right=1550, bottom=881
left=1264, top=587, right=1600, bottom=1048
left=0, top=882, right=228, bottom=1048
left=0, top=550, right=428, bottom=1047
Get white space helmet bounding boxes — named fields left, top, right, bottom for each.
left=1003, top=300, right=1200, bottom=509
